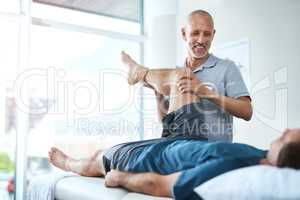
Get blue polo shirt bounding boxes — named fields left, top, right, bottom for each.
left=177, top=54, right=250, bottom=142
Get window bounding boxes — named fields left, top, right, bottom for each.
left=1, top=0, right=144, bottom=199
left=26, top=0, right=143, bottom=198
left=0, top=15, right=20, bottom=200
left=27, top=25, right=142, bottom=161
left=0, top=1, right=20, bottom=14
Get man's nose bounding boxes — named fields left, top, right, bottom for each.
left=196, top=34, right=205, bottom=44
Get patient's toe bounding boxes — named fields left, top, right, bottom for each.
left=48, top=148, right=68, bottom=171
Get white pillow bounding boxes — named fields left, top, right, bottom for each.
left=194, top=165, right=300, bottom=200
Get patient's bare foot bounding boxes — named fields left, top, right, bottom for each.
left=105, top=170, right=126, bottom=187
left=48, top=147, right=73, bottom=171
left=121, top=51, right=148, bottom=85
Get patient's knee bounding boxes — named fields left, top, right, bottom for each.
left=93, top=149, right=103, bottom=159
left=169, top=69, right=192, bottom=94
left=173, top=68, right=190, bottom=82
left=80, top=150, right=104, bottom=176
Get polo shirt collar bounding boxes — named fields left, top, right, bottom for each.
left=185, top=54, right=219, bottom=73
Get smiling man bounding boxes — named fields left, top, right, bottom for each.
left=183, top=10, right=215, bottom=65
left=147, top=10, right=253, bottom=142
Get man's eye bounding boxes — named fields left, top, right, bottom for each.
left=191, top=32, right=199, bottom=36
left=204, top=32, right=211, bottom=37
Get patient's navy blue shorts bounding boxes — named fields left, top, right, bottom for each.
left=103, top=102, right=208, bottom=173
left=102, top=137, right=266, bottom=200
left=101, top=102, right=266, bottom=199
left=161, top=102, right=208, bottom=138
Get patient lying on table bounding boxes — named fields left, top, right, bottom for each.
left=49, top=52, right=300, bottom=200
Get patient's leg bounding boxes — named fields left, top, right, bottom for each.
left=122, top=52, right=199, bottom=113
left=48, top=147, right=106, bottom=177
left=122, top=51, right=174, bottom=95
left=105, top=169, right=180, bottom=197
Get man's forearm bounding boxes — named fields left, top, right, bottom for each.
left=115, top=171, right=172, bottom=197
left=203, top=89, right=253, bottom=121
left=155, top=91, right=169, bottom=122
left=177, top=76, right=252, bottom=120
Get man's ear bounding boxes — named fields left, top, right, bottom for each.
left=181, top=27, right=187, bottom=41
left=212, top=29, right=216, bottom=40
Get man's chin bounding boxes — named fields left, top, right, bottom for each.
left=192, top=53, right=208, bottom=60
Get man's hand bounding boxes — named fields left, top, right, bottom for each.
left=176, top=68, right=210, bottom=97
left=176, top=69, right=252, bottom=121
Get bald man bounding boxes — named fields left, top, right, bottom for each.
left=129, top=9, right=252, bottom=142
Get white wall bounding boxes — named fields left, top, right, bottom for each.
left=177, top=0, right=300, bottom=148
left=142, top=0, right=178, bottom=139
left=143, top=0, right=178, bottom=68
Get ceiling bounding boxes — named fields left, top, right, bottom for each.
left=33, top=0, right=141, bottom=22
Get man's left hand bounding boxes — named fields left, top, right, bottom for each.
left=177, top=69, right=209, bottom=96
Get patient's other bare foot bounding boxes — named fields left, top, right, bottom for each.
left=121, top=51, right=148, bottom=85
left=48, top=147, right=73, bottom=171
left=105, top=170, right=126, bottom=187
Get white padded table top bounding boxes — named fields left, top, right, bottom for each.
left=55, top=176, right=172, bottom=200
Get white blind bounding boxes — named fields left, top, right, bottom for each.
left=33, top=0, right=141, bottom=22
